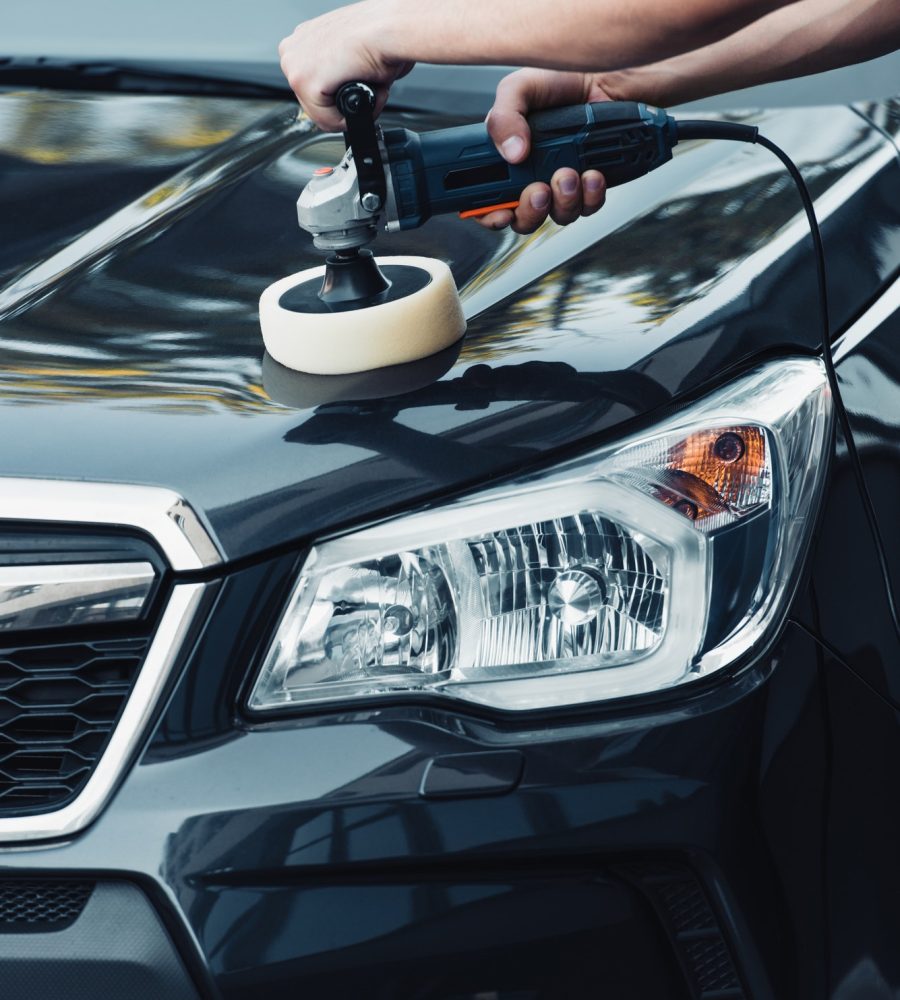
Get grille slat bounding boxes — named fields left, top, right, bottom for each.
left=0, top=638, right=150, bottom=815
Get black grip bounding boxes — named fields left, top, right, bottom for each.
left=524, top=100, right=675, bottom=190
left=528, top=104, right=592, bottom=139
left=528, top=101, right=647, bottom=142
left=585, top=101, right=646, bottom=123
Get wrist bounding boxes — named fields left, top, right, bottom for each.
left=594, top=69, right=630, bottom=102
left=366, top=0, right=414, bottom=64
left=596, top=67, right=674, bottom=107
left=597, top=66, right=665, bottom=105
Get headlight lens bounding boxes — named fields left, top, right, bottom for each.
left=250, top=358, right=831, bottom=712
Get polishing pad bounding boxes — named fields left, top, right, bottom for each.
left=259, top=255, right=466, bottom=375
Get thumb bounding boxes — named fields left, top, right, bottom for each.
left=487, top=69, right=593, bottom=164
left=487, top=111, right=530, bottom=164
left=486, top=82, right=532, bottom=163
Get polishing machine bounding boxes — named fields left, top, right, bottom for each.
left=259, top=82, right=762, bottom=375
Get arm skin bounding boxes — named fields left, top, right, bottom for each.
left=600, top=0, right=900, bottom=108
left=278, top=0, right=788, bottom=130
left=479, top=0, right=900, bottom=233
left=279, top=0, right=897, bottom=234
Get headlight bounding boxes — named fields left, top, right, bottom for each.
left=250, top=358, right=831, bottom=712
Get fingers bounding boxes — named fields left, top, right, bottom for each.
left=278, top=13, right=409, bottom=132
left=373, top=85, right=390, bottom=120
left=549, top=168, right=582, bottom=226
left=473, top=183, right=550, bottom=234
left=473, top=170, right=607, bottom=235
left=581, top=170, right=607, bottom=216
left=279, top=34, right=346, bottom=131
left=474, top=208, right=517, bottom=231
left=511, top=183, right=552, bottom=234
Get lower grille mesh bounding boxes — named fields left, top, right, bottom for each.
left=0, top=880, right=93, bottom=930
left=0, top=638, right=150, bottom=815
left=619, top=862, right=745, bottom=999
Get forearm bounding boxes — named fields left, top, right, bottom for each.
left=599, top=0, right=900, bottom=106
left=371, top=0, right=787, bottom=73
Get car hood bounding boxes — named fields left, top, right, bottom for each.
left=0, top=89, right=898, bottom=562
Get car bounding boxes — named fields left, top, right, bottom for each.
left=0, top=5, right=898, bottom=998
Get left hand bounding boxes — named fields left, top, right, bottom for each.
left=476, top=68, right=613, bottom=234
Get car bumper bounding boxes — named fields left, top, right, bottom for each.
left=0, top=557, right=832, bottom=1000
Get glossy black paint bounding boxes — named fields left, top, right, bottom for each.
left=0, top=81, right=898, bottom=1000
left=821, top=647, right=900, bottom=998
left=195, top=872, right=689, bottom=999
left=418, top=750, right=524, bottom=799
left=0, top=92, right=898, bottom=560
left=836, top=307, right=900, bottom=626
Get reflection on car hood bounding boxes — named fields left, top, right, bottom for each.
left=0, top=89, right=898, bottom=561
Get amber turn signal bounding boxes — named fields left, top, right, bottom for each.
left=652, top=426, right=768, bottom=522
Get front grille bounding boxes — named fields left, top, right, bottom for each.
left=0, top=879, right=93, bottom=931
left=0, top=638, right=151, bottom=815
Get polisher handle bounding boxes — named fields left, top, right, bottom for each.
left=382, top=101, right=678, bottom=229
left=336, top=82, right=387, bottom=210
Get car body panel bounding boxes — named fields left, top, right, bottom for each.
left=1, top=76, right=899, bottom=1000
left=826, top=287, right=900, bottom=703
left=6, top=444, right=899, bottom=999
left=0, top=90, right=898, bottom=561
left=0, top=549, right=826, bottom=998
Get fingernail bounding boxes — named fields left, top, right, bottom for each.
left=585, top=174, right=603, bottom=193
left=560, top=175, right=578, bottom=196
left=530, top=189, right=550, bottom=210
left=501, top=136, right=526, bottom=162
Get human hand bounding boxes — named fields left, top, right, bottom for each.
left=477, top=68, right=611, bottom=234
left=279, top=2, right=414, bottom=131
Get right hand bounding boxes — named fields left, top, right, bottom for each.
left=476, top=69, right=614, bottom=234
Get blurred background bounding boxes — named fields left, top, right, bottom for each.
left=5, top=0, right=900, bottom=115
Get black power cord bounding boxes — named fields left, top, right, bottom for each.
left=675, top=119, right=900, bottom=637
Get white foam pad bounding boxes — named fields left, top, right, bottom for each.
left=259, top=255, right=466, bottom=375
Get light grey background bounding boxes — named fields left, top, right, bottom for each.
left=4, top=1, right=898, bottom=112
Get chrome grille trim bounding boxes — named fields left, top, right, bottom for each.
left=0, top=478, right=221, bottom=842
left=0, top=480, right=222, bottom=570
left=0, top=584, right=206, bottom=842
left=0, top=561, right=155, bottom=632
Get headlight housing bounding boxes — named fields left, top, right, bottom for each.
left=250, top=358, right=831, bottom=712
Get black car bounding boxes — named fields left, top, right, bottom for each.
left=0, top=7, right=898, bottom=999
